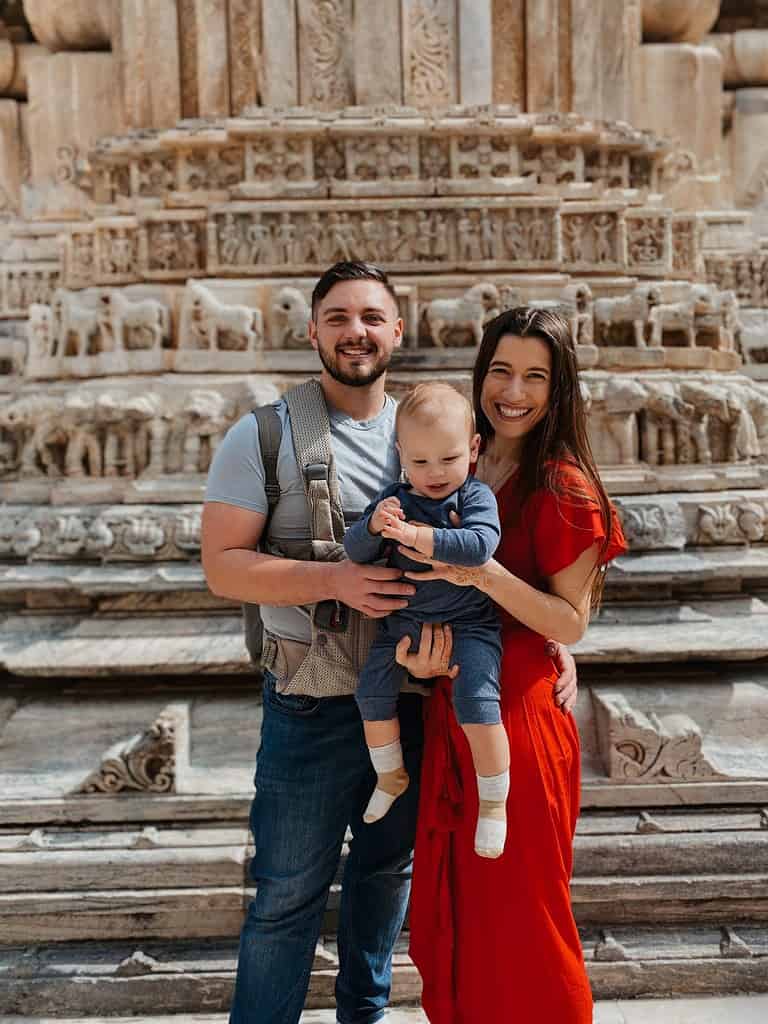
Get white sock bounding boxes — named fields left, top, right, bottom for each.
left=475, top=770, right=509, bottom=859
left=363, top=740, right=408, bottom=824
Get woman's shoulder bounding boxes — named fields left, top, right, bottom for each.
left=540, top=458, right=601, bottom=506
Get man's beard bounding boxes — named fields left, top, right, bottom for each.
left=316, top=343, right=391, bottom=388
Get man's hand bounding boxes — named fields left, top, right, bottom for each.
left=330, top=560, right=415, bottom=618
left=546, top=640, right=578, bottom=713
left=369, top=496, right=404, bottom=535
left=395, top=623, right=459, bottom=680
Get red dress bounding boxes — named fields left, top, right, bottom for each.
left=409, top=461, right=627, bottom=1024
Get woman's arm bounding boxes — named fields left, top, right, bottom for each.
left=403, top=541, right=600, bottom=646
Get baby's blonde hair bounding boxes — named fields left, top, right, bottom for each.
left=395, top=382, right=474, bottom=438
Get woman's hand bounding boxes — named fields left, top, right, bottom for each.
left=395, top=622, right=459, bottom=680
left=400, top=546, right=493, bottom=589
left=546, top=640, right=578, bottom=713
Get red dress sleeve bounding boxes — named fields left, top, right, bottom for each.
left=532, top=463, right=627, bottom=579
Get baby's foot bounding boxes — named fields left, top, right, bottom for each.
left=363, top=739, right=409, bottom=823
left=474, top=771, right=509, bottom=859
left=364, top=767, right=410, bottom=823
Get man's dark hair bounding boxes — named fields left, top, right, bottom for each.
left=311, top=261, right=398, bottom=317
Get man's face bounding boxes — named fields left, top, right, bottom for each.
left=309, top=280, right=403, bottom=388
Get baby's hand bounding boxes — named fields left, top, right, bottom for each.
left=381, top=514, right=419, bottom=549
left=369, top=496, right=404, bottom=535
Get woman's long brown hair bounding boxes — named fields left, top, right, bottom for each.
left=473, top=306, right=614, bottom=607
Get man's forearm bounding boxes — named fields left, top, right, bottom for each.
left=204, top=548, right=336, bottom=606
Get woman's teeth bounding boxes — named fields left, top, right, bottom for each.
left=497, top=404, right=531, bottom=420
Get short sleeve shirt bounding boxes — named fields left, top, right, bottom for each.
left=204, top=394, right=400, bottom=642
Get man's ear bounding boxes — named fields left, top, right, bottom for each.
left=307, top=317, right=319, bottom=351
left=393, top=316, right=404, bottom=348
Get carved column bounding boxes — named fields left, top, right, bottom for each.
left=22, top=0, right=115, bottom=51
left=0, top=100, right=22, bottom=215
left=260, top=0, right=299, bottom=106
left=354, top=0, right=402, bottom=105
left=571, top=0, right=641, bottom=122
left=635, top=43, right=723, bottom=175
left=458, top=0, right=492, bottom=104
left=525, top=0, right=572, bottom=112
left=402, top=0, right=458, bottom=107
left=114, top=0, right=182, bottom=130
left=730, top=89, right=768, bottom=205
left=177, top=0, right=230, bottom=118
left=297, top=0, right=353, bottom=109
left=491, top=0, right=525, bottom=107
left=228, top=0, right=262, bottom=113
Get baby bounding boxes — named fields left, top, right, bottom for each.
left=344, top=382, right=510, bottom=858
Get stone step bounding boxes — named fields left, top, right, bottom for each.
left=2, top=825, right=766, bottom=893
left=6, top=1000, right=768, bottom=1024
left=0, top=926, right=766, bottom=1015
left=2, top=586, right=768, bottom=678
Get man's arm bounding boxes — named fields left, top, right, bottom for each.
left=202, top=502, right=415, bottom=618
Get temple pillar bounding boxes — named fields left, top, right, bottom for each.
left=22, top=0, right=114, bottom=51
left=114, top=0, right=181, bottom=130
left=635, top=43, right=723, bottom=175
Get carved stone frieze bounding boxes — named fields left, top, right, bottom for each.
left=625, top=210, right=672, bottom=276
left=88, top=107, right=672, bottom=204
left=0, top=384, right=244, bottom=481
left=73, top=704, right=190, bottom=795
left=591, top=690, right=727, bottom=782
left=0, top=373, right=765, bottom=486
left=705, top=251, right=768, bottom=309
left=206, top=199, right=562, bottom=275
left=585, top=372, right=768, bottom=468
left=26, top=287, right=171, bottom=380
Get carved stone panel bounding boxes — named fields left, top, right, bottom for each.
left=402, top=0, right=458, bottom=107
left=626, top=210, right=673, bottom=276
left=591, top=689, right=727, bottom=782
left=0, top=263, right=60, bottom=318
left=297, top=0, right=354, bottom=110
left=561, top=206, right=624, bottom=271
left=176, top=280, right=265, bottom=372
left=73, top=704, right=190, bottom=795
left=138, top=211, right=207, bottom=282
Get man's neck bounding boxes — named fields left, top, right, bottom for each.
left=320, top=372, right=387, bottom=421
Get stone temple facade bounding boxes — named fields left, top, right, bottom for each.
left=0, top=0, right=767, bottom=1016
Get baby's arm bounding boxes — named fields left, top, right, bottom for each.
left=343, top=485, right=403, bottom=563
left=431, top=484, right=501, bottom=567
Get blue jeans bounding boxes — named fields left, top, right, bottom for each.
left=229, top=672, right=424, bottom=1024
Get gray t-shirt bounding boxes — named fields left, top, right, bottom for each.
left=204, top=394, right=400, bottom=642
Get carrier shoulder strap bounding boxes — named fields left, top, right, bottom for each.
left=284, top=380, right=345, bottom=545
left=251, top=403, right=282, bottom=517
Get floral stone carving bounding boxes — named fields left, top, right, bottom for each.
left=73, top=704, right=190, bottom=795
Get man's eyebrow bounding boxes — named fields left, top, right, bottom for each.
left=322, top=306, right=388, bottom=316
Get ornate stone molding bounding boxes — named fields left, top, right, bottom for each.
left=591, top=689, right=727, bottom=782
left=0, top=505, right=202, bottom=561
left=73, top=703, right=189, bottom=795
left=88, top=106, right=671, bottom=205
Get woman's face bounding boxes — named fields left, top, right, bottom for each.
left=480, top=333, right=552, bottom=449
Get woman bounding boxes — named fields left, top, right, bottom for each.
left=406, top=307, right=627, bottom=1023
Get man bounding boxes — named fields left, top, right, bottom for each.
left=202, top=261, right=577, bottom=1024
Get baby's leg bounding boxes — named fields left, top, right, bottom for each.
left=452, top=630, right=509, bottom=859
left=356, top=632, right=411, bottom=824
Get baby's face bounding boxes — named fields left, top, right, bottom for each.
left=397, top=414, right=480, bottom=501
